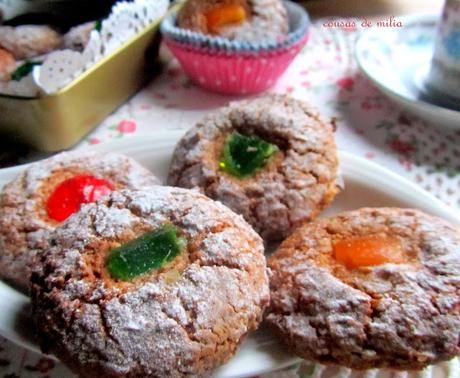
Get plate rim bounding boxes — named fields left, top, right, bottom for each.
left=0, top=133, right=459, bottom=377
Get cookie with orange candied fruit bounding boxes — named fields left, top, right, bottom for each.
left=0, top=151, right=159, bottom=292
left=177, top=0, right=288, bottom=42
left=266, top=208, right=460, bottom=370
left=31, top=187, right=269, bottom=377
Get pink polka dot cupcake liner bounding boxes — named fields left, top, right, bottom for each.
left=161, top=0, right=310, bottom=94
left=164, top=33, right=309, bottom=94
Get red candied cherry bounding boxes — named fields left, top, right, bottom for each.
left=46, top=175, right=114, bottom=222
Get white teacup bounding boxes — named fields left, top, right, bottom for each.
left=426, top=0, right=460, bottom=100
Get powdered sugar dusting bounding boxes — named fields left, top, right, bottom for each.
left=178, top=0, right=289, bottom=43
left=267, top=208, right=460, bottom=370
left=219, top=0, right=289, bottom=42
left=168, top=94, right=339, bottom=241
left=23, top=151, right=159, bottom=193
left=0, top=151, right=159, bottom=292
left=31, top=187, right=269, bottom=377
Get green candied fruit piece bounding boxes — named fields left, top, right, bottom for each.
left=106, top=224, right=187, bottom=281
left=11, top=61, right=42, bottom=81
left=219, top=132, right=278, bottom=178
left=94, top=19, right=102, bottom=32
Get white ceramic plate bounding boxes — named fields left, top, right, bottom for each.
left=0, top=132, right=459, bottom=378
left=355, top=14, right=460, bottom=130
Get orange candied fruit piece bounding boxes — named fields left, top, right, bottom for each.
left=0, top=48, right=16, bottom=81
left=204, top=4, right=247, bottom=32
left=333, top=235, right=405, bottom=269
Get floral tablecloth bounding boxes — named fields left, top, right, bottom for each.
left=1, top=18, right=459, bottom=378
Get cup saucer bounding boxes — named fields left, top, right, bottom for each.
left=355, top=14, right=460, bottom=130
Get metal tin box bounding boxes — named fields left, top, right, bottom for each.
left=0, top=18, right=162, bottom=152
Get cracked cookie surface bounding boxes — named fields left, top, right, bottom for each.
left=0, top=151, right=159, bottom=292
left=266, top=208, right=460, bottom=370
left=168, top=94, right=340, bottom=242
left=177, top=0, right=288, bottom=43
left=0, top=25, right=62, bottom=60
left=31, top=187, right=269, bottom=378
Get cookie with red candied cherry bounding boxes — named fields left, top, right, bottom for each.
left=31, top=187, right=269, bottom=377
left=0, top=151, right=159, bottom=292
left=266, top=208, right=460, bottom=370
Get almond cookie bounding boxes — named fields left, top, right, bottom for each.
left=177, top=0, right=289, bottom=43
left=31, top=187, right=269, bottom=378
left=0, top=151, right=159, bottom=292
left=0, top=25, right=62, bottom=60
left=168, top=94, right=340, bottom=242
left=267, top=208, right=460, bottom=370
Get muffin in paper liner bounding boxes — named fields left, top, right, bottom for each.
left=161, top=0, right=310, bottom=94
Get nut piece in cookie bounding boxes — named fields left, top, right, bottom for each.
left=31, top=187, right=269, bottom=378
left=177, top=0, right=289, bottom=42
left=0, top=25, right=62, bottom=60
left=0, top=151, right=159, bottom=292
left=266, top=207, right=460, bottom=370
left=168, top=94, right=340, bottom=242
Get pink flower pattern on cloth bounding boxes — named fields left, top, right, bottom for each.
left=116, top=119, right=137, bottom=134
left=2, top=20, right=460, bottom=378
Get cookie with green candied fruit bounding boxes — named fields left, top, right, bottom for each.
left=168, top=94, right=340, bottom=242
left=31, top=187, right=269, bottom=378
